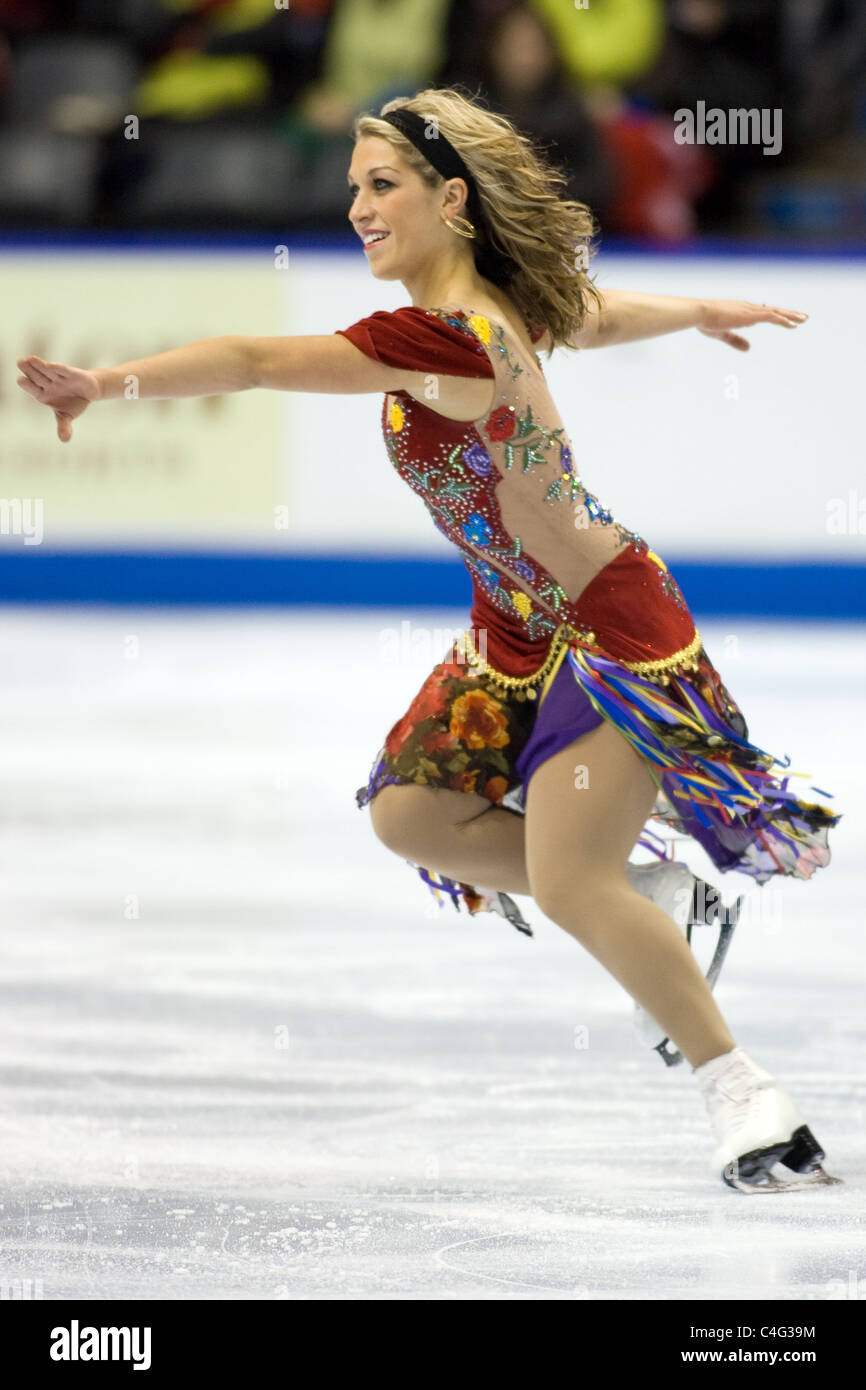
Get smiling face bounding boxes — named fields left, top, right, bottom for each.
left=346, top=135, right=468, bottom=283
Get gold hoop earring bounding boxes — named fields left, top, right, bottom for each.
left=443, top=214, right=476, bottom=240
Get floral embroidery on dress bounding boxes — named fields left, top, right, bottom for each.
left=571, top=483, right=646, bottom=552
left=462, top=512, right=493, bottom=545
left=482, top=400, right=566, bottom=488
left=463, top=552, right=559, bottom=640
left=491, top=322, right=524, bottom=381
left=486, top=405, right=516, bottom=441
left=428, top=307, right=527, bottom=380
left=463, top=441, right=493, bottom=475
left=510, top=590, right=533, bottom=619
left=466, top=314, right=492, bottom=345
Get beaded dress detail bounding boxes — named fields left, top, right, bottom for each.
left=336, top=304, right=838, bottom=932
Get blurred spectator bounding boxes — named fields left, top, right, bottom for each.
left=448, top=3, right=615, bottom=221
left=292, top=0, right=454, bottom=137
left=634, top=1, right=866, bottom=230
left=643, top=0, right=866, bottom=154
left=124, top=0, right=333, bottom=121
left=1, top=0, right=863, bottom=239
left=133, top=50, right=271, bottom=121
left=594, top=95, right=717, bottom=239
left=128, top=1, right=271, bottom=121
left=528, top=0, right=666, bottom=91
left=450, top=2, right=713, bottom=241
left=639, top=2, right=787, bottom=135
left=200, top=0, right=333, bottom=111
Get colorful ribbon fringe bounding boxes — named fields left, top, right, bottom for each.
left=564, top=642, right=838, bottom=883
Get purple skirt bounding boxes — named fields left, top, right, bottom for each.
left=512, top=652, right=604, bottom=794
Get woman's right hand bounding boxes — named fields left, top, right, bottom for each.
left=16, top=355, right=101, bottom=442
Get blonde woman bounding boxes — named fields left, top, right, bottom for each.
left=17, top=88, right=841, bottom=1192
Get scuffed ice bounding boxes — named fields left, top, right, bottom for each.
left=0, top=608, right=863, bottom=1300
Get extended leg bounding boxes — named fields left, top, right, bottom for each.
left=524, top=720, right=736, bottom=1070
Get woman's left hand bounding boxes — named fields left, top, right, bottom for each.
left=698, top=299, right=808, bottom=351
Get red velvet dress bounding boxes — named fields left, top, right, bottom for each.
left=336, top=303, right=838, bottom=933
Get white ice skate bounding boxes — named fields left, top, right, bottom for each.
left=695, top=1046, right=843, bottom=1192
left=625, top=859, right=742, bottom=1067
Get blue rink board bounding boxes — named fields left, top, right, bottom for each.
left=0, top=551, right=864, bottom=619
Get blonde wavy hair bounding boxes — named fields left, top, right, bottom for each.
left=353, top=86, right=602, bottom=356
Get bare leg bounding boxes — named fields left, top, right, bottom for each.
left=524, top=720, right=736, bottom=1070
left=368, top=783, right=531, bottom=893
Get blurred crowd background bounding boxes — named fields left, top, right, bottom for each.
left=0, top=0, right=865, bottom=242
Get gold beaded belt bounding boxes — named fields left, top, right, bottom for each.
left=455, top=622, right=703, bottom=699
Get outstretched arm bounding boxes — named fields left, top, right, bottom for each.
left=17, top=334, right=492, bottom=441
left=17, top=335, right=264, bottom=443
left=54, top=334, right=405, bottom=400
left=564, top=290, right=808, bottom=350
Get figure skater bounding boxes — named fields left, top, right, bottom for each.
left=17, top=88, right=841, bottom=1192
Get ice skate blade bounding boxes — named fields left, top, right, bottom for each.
left=724, top=1164, right=844, bottom=1194
left=722, top=1124, right=842, bottom=1193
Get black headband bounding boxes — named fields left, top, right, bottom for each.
left=381, top=108, right=476, bottom=199
left=380, top=106, right=518, bottom=288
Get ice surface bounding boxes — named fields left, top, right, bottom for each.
left=0, top=607, right=863, bottom=1300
